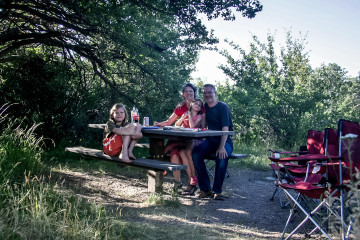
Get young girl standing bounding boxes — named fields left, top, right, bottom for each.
left=103, top=103, right=142, bottom=163
left=173, top=98, right=203, bottom=195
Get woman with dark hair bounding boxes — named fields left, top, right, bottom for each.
left=153, top=83, right=205, bottom=193
left=154, top=83, right=200, bottom=127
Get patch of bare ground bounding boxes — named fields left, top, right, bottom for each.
left=52, top=167, right=332, bottom=239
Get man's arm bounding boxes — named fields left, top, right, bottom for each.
left=216, top=126, right=229, bottom=159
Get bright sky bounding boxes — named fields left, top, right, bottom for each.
left=191, top=0, right=360, bottom=84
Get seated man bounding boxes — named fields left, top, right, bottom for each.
left=192, top=84, right=233, bottom=200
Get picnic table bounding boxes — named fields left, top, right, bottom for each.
left=66, top=124, right=247, bottom=192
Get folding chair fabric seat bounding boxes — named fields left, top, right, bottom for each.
left=277, top=181, right=334, bottom=199
left=291, top=174, right=323, bottom=185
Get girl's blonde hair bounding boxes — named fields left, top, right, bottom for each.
left=109, top=103, right=128, bottom=125
left=191, top=98, right=203, bottom=115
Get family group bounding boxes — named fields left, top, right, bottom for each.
left=103, top=83, right=233, bottom=200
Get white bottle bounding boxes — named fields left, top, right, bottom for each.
left=134, top=108, right=140, bottom=123
left=131, top=106, right=136, bottom=123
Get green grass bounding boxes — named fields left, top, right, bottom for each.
left=230, top=139, right=272, bottom=171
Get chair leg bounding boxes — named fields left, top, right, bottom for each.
left=270, top=186, right=278, bottom=201
left=271, top=185, right=291, bottom=208
left=205, top=159, right=230, bottom=178
left=205, top=160, right=215, bottom=178
left=282, top=188, right=335, bottom=240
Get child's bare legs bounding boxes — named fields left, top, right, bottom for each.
left=186, top=149, right=196, bottom=178
left=171, top=154, right=181, bottom=183
left=120, top=135, right=132, bottom=163
left=185, top=141, right=198, bottom=188
left=120, top=123, right=142, bottom=162
left=179, top=149, right=193, bottom=183
left=180, top=145, right=198, bottom=195
left=186, top=141, right=196, bottom=179
left=128, top=123, right=143, bottom=159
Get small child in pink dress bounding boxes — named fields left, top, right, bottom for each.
left=174, top=98, right=203, bottom=195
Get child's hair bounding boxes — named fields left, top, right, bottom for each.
left=190, top=98, right=204, bottom=115
left=109, top=103, right=128, bottom=124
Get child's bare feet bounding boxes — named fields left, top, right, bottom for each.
left=129, top=152, right=136, bottom=160
left=119, top=152, right=132, bottom=163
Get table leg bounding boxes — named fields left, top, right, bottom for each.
left=149, top=138, right=165, bottom=160
left=148, top=170, right=163, bottom=192
left=147, top=138, right=165, bottom=192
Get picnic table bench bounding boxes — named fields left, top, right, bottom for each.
left=65, top=146, right=186, bottom=192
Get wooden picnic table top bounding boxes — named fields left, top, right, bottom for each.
left=141, top=128, right=234, bottom=139
left=88, top=124, right=234, bottom=140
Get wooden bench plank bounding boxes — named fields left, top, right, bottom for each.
left=135, top=143, right=150, bottom=149
left=88, top=123, right=106, bottom=129
left=65, top=146, right=186, bottom=171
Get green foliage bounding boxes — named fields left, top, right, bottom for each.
left=219, top=31, right=360, bottom=148
left=0, top=52, right=110, bottom=143
left=0, top=0, right=263, bottom=144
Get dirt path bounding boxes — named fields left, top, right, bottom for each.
left=54, top=167, right=317, bottom=239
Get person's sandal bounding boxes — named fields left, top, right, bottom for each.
left=213, top=193, right=225, bottom=201
left=182, top=185, right=197, bottom=195
left=198, top=190, right=213, bottom=198
left=173, top=181, right=182, bottom=192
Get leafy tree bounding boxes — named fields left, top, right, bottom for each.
left=0, top=0, right=263, bottom=141
left=0, top=50, right=108, bottom=142
left=219, top=31, right=360, bottom=147
left=0, top=0, right=262, bottom=96
left=219, top=32, right=314, bottom=146
left=301, top=64, right=360, bottom=132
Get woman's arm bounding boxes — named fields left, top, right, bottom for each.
left=154, top=112, right=179, bottom=127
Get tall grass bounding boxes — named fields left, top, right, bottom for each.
left=0, top=122, right=45, bottom=184
left=0, top=104, right=132, bottom=239
left=0, top=174, right=127, bottom=239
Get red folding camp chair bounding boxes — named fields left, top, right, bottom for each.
left=276, top=119, right=360, bottom=240
left=269, top=129, right=327, bottom=207
left=269, top=129, right=325, bottom=159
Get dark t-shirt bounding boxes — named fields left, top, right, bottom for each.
left=103, top=119, right=128, bottom=139
left=205, top=101, right=233, bottom=142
